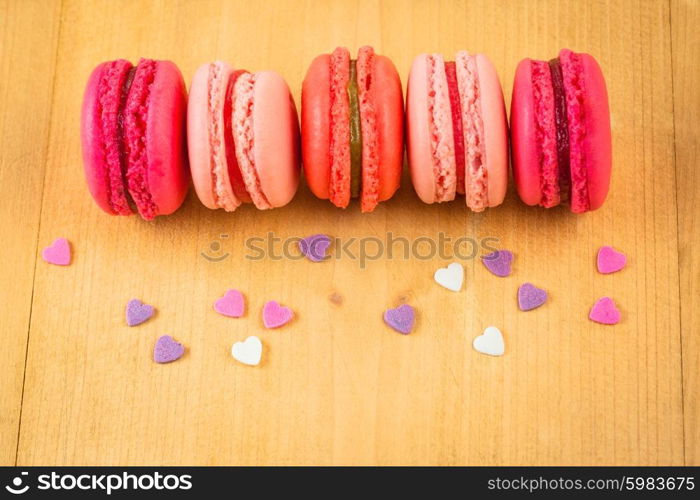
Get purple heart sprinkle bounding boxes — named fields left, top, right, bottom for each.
left=126, top=299, right=155, bottom=326
left=299, top=234, right=331, bottom=262
left=517, top=283, right=548, bottom=311
left=153, top=335, right=185, bottom=363
left=383, top=304, right=415, bottom=335
left=481, top=250, right=513, bottom=277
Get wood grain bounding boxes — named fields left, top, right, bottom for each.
left=0, top=0, right=61, bottom=465
left=0, top=0, right=691, bottom=465
left=671, top=0, right=700, bottom=466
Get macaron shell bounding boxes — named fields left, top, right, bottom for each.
left=301, top=54, right=331, bottom=199
left=253, top=71, right=300, bottom=207
left=579, top=53, right=611, bottom=211
left=327, top=48, right=351, bottom=208
left=406, top=54, right=437, bottom=204
left=373, top=54, right=404, bottom=201
left=188, top=63, right=218, bottom=209
left=144, top=60, right=189, bottom=216
left=81, top=62, right=119, bottom=215
left=510, top=58, right=543, bottom=206
left=475, top=54, right=508, bottom=207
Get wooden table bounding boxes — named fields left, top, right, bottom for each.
left=1, top=0, right=697, bottom=466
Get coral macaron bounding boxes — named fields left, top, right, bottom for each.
left=188, top=62, right=300, bottom=212
left=302, top=46, right=404, bottom=213
left=81, top=58, right=190, bottom=220
left=510, top=49, right=612, bottom=213
left=406, top=51, right=508, bottom=212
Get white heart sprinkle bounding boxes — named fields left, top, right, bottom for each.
left=472, top=326, right=505, bottom=356
left=434, top=262, right=464, bottom=292
left=231, top=336, right=263, bottom=366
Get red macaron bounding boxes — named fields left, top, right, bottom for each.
left=81, top=58, right=189, bottom=220
left=302, top=46, right=404, bottom=213
left=510, top=49, right=611, bottom=213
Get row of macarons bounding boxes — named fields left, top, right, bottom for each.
left=81, top=47, right=611, bottom=220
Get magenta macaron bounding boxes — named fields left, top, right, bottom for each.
left=187, top=61, right=300, bottom=212
left=81, top=58, right=190, bottom=220
left=406, top=51, right=509, bottom=212
left=510, top=48, right=612, bottom=213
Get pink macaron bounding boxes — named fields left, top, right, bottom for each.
left=510, top=49, right=612, bottom=213
left=81, top=58, right=190, bottom=220
left=188, top=61, right=300, bottom=211
left=406, top=51, right=508, bottom=211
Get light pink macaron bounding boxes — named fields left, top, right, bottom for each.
left=406, top=51, right=508, bottom=211
left=188, top=61, right=300, bottom=211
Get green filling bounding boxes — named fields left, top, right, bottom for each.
left=348, top=59, right=362, bottom=198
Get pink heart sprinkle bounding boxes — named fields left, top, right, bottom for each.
left=597, top=246, right=626, bottom=274
left=153, top=335, right=185, bottom=363
left=589, top=297, right=621, bottom=325
left=214, top=289, right=245, bottom=318
left=42, top=238, right=71, bottom=266
left=262, top=300, right=294, bottom=329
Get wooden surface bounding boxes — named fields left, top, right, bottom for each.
left=0, top=0, right=697, bottom=465
left=672, top=0, right=700, bottom=466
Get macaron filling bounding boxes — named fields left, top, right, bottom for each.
left=348, top=60, right=362, bottom=199
left=356, top=46, right=380, bottom=213
left=223, top=69, right=251, bottom=203
left=530, top=60, right=560, bottom=207
left=548, top=57, right=571, bottom=203
left=232, top=72, right=272, bottom=210
left=426, top=54, right=457, bottom=202
left=328, top=47, right=351, bottom=208
left=98, top=59, right=136, bottom=215
left=455, top=51, right=488, bottom=211
left=207, top=62, right=239, bottom=211
left=559, top=49, right=589, bottom=213
left=124, top=59, right=159, bottom=220
left=444, top=62, right=466, bottom=195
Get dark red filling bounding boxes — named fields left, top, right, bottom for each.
left=117, top=66, right=137, bottom=211
left=548, top=58, right=571, bottom=202
left=223, top=69, right=251, bottom=203
left=444, top=61, right=465, bottom=194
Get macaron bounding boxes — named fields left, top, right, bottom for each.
left=510, top=48, right=612, bottom=213
left=302, top=46, right=404, bottom=213
left=81, top=58, right=189, bottom=220
left=188, top=62, right=300, bottom=211
left=406, top=51, right=508, bottom=211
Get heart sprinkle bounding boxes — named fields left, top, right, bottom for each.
left=481, top=250, right=513, bottom=277
left=589, top=297, right=621, bottom=325
left=383, top=304, right=415, bottom=334
left=434, top=262, right=464, bottom=292
left=473, top=326, right=505, bottom=356
left=214, top=289, right=245, bottom=318
left=262, top=300, right=294, bottom=328
left=517, top=283, right=548, bottom=311
left=299, top=234, right=331, bottom=262
left=126, top=299, right=154, bottom=326
left=597, top=246, right=626, bottom=274
left=42, top=238, right=71, bottom=266
left=153, top=335, right=185, bottom=363
left=232, top=336, right=263, bottom=366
